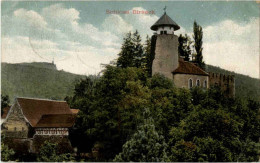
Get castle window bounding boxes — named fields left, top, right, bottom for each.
left=204, top=80, right=207, bottom=88
left=164, top=31, right=167, bottom=34
left=14, top=127, right=17, bottom=131
left=22, top=127, right=24, bottom=131
left=189, top=79, right=193, bottom=89
left=196, top=80, right=200, bottom=87
left=160, top=31, right=163, bottom=35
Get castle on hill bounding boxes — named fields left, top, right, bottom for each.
left=150, top=11, right=235, bottom=97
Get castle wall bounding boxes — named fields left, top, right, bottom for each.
left=152, top=34, right=179, bottom=80
left=173, top=74, right=209, bottom=89
left=2, top=100, right=29, bottom=138
left=208, top=72, right=235, bottom=98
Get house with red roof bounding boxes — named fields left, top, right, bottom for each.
left=1, top=97, right=78, bottom=153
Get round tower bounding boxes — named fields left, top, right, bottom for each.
left=151, top=10, right=180, bottom=79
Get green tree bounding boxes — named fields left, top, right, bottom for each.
left=117, top=32, right=135, bottom=68
left=117, top=30, right=144, bottom=69
left=193, top=21, right=205, bottom=69
left=132, top=30, right=144, bottom=68
left=168, top=87, right=260, bottom=162
left=178, top=34, right=192, bottom=61
left=143, top=35, right=152, bottom=74
left=1, top=142, right=15, bottom=161
left=1, top=95, right=10, bottom=116
left=69, top=66, right=150, bottom=160
left=37, top=141, right=75, bottom=162
left=114, top=108, right=169, bottom=162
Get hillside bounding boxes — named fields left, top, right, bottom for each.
left=1, top=62, right=259, bottom=104
left=206, top=65, right=260, bottom=101
left=1, top=62, right=85, bottom=103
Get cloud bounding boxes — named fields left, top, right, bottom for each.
left=2, top=4, right=122, bottom=75
left=2, top=4, right=259, bottom=78
left=102, top=14, right=133, bottom=35
left=203, top=18, right=259, bottom=78
left=124, top=7, right=159, bottom=39
left=14, top=8, right=47, bottom=28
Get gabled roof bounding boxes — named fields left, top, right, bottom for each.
left=151, top=12, right=180, bottom=31
left=16, top=98, right=74, bottom=127
left=172, top=60, right=209, bottom=76
left=35, top=114, right=76, bottom=127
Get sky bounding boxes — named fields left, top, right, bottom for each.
left=1, top=1, right=259, bottom=78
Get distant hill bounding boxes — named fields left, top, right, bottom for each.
left=1, top=62, right=85, bottom=103
left=1, top=62, right=259, bottom=104
left=206, top=65, right=260, bottom=102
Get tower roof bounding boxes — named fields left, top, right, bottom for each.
left=151, top=12, right=180, bottom=31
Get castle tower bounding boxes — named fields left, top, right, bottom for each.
left=151, top=10, right=180, bottom=79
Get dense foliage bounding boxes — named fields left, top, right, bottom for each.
left=66, top=66, right=260, bottom=161
left=114, top=108, right=169, bottom=162
left=37, top=141, right=75, bottom=162
left=1, top=142, right=15, bottom=161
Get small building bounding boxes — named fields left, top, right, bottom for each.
left=173, top=59, right=209, bottom=89
left=2, top=97, right=77, bottom=153
left=151, top=11, right=209, bottom=90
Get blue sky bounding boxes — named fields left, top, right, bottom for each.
left=1, top=1, right=259, bottom=78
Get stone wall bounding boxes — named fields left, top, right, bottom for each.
left=152, top=34, right=179, bottom=80
left=208, top=72, right=235, bottom=98
left=173, top=74, right=209, bottom=89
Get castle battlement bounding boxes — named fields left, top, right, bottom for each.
left=209, top=72, right=235, bottom=83
left=208, top=72, right=235, bottom=98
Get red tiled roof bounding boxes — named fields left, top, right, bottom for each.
left=17, top=98, right=74, bottom=127
left=35, top=114, right=76, bottom=127
left=172, top=60, right=208, bottom=76
left=70, top=109, right=79, bottom=114
left=1, top=107, right=10, bottom=119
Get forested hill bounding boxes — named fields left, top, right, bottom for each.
left=1, top=62, right=259, bottom=103
left=1, top=62, right=85, bottom=103
left=206, top=65, right=260, bottom=101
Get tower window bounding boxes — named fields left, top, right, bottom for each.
left=196, top=80, right=200, bottom=87
left=14, top=127, right=17, bottom=131
left=189, top=79, right=193, bottom=89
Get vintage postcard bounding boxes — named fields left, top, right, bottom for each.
left=1, top=1, right=259, bottom=162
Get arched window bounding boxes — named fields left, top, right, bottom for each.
left=204, top=80, right=207, bottom=88
left=14, top=127, right=17, bottom=131
left=196, top=79, right=200, bottom=87
left=189, top=79, right=193, bottom=89
left=164, top=31, right=167, bottom=34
